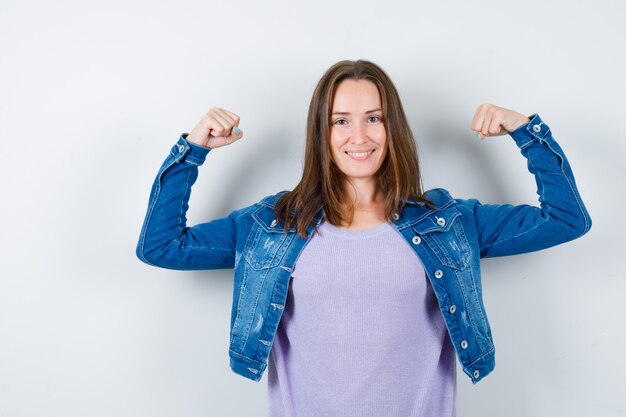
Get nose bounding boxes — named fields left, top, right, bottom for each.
left=351, top=123, right=368, bottom=145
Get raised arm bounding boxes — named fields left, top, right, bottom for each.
left=135, top=108, right=250, bottom=270
left=457, top=104, right=592, bottom=258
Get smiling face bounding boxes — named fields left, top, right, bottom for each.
left=329, top=79, right=388, bottom=184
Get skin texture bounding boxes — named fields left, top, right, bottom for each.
left=329, top=79, right=388, bottom=221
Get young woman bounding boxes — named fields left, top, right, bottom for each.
left=136, top=60, right=592, bottom=416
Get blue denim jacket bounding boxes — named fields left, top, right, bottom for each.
left=136, top=113, right=591, bottom=384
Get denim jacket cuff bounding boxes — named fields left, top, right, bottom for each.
left=508, top=113, right=551, bottom=149
left=169, top=133, right=211, bottom=166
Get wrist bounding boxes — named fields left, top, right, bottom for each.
left=508, top=115, right=531, bottom=132
left=183, top=133, right=210, bottom=149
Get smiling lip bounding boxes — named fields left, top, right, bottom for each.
left=345, top=150, right=374, bottom=161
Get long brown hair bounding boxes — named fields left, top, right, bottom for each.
left=274, top=59, right=432, bottom=237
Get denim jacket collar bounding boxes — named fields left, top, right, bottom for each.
left=257, top=188, right=456, bottom=231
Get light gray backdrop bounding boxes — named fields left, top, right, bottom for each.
left=1, top=0, right=624, bottom=416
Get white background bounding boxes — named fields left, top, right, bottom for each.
left=1, top=0, right=624, bottom=416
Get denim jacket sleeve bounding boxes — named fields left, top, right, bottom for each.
left=454, top=113, right=592, bottom=258
left=135, top=134, right=255, bottom=270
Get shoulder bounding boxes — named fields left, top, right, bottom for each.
left=257, top=190, right=290, bottom=208
left=405, top=187, right=477, bottom=218
left=226, top=190, right=289, bottom=222
left=420, top=187, right=456, bottom=208
left=225, top=191, right=290, bottom=231
left=423, top=187, right=481, bottom=211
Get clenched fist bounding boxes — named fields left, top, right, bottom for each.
left=186, top=107, right=244, bottom=149
left=471, top=104, right=530, bottom=140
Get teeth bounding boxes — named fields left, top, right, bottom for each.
left=347, top=151, right=372, bottom=157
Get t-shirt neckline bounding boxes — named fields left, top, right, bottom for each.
left=318, top=220, right=393, bottom=238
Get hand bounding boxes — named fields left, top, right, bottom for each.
left=470, top=103, right=530, bottom=140
left=186, top=107, right=244, bottom=149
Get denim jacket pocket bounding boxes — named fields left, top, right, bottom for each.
left=412, top=206, right=471, bottom=270
left=244, top=207, right=292, bottom=270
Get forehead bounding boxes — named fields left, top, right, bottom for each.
left=332, top=79, right=381, bottom=110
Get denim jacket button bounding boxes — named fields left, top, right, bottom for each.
left=411, top=235, right=422, bottom=245
left=449, top=305, right=456, bottom=314
left=532, top=124, right=542, bottom=132
left=434, top=269, right=444, bottom=279
left=177, top=144, right=185, bottom=153
left=270, top=219, right=278, bottom=227
left=461, top=340, right=468, bottom=349
left=473, top=370, right=480, bottom=378
left=436, top=217, right=446, bottom=226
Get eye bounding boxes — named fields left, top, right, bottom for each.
left=367, top=115, right=382, bottom=123
left=333, top=118, right=348, bottom=126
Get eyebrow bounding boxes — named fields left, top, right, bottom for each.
left=331, top=108, right=382, bottom=115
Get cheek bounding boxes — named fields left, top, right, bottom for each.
left=328, top=135, right=341, bottom=163
left=375, top=129, right=388, bottom=160
left=374, top=127, right=387, bottom=147
left=329, top=132, right=346, bottom=153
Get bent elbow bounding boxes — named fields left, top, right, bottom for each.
left=575, top=211, right=592, bottom=238
left=559, top=210, right=592, bottom=243
left=136, top=240, right=158, bottom=267
left=573, top=206, right=592, bottom=239
left=135, top=242, right=180, bottom=269
left=135, top=233, right=175, bottom=268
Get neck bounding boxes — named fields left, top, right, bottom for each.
left=342, top=178, right=383, bottom=209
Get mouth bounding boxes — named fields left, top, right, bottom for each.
left=345, top=149, right=375, bottom=161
